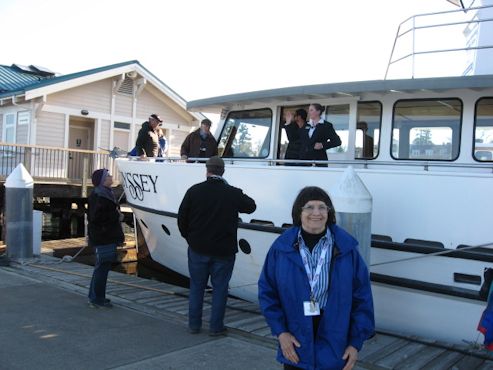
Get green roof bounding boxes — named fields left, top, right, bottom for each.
left=0, top=64, right=53, bottom=94
left=0, top=60, right=141, bottom=99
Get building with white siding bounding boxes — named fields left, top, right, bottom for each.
left=0, top=61, right=204, bottom=157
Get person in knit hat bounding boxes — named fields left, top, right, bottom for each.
left=87, top=168, right=124, bottom=308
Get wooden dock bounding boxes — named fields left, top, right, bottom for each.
left=9, top=255, right=493, bottom=370
left=41, top=233, right=137, bottom=263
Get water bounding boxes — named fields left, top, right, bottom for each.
left=41, top=211, right=189, bottom=287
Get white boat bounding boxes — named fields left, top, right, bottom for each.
left=116, top=4, right=493, bottom=345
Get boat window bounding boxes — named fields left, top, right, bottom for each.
left=356, top=102, right=382, bottom=159
left=474, top=98, right=493, bottom=162
left=218, top=109, right=272, bottom=158
left=391, top=99, right=462, bottom=161
left=326, top=104, right=350, bottom=154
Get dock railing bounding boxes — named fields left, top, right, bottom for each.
left=0, top=142, right=118, bottom=185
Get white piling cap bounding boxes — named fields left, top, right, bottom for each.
left=5, top=163, right=34, bottom=188
left=330, top=166, right=372, bottom=213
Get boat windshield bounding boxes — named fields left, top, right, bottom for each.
left=218, top=109, right=272, bottom=158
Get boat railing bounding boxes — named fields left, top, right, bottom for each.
left=124, top=155, right=493, bottom=172
left=385, top=3, right=493, bottom=79
left=0, top=142, right=118, bottom=185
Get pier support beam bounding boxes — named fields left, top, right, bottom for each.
left=5, top=163, right=34, bottom=260
left=330, top=166, right=372, bottom=266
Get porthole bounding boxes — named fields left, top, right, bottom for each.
left=238, top=239, right=251, bottom=255
left=161, top=224, right=170, bottom=236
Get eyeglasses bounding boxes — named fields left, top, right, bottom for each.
left=301, top=205, right=330, bottom=213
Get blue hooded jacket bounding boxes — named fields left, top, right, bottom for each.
left=258, top=225, right=375, bottom=370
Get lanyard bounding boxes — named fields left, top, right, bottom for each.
left=299, top=242, right=328, bottom=303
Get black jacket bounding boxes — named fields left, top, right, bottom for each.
left=180, top=129, right=218, bottom=158
left=135, top=121, right=162, bottom=157
left=177, top=177, right=256, bottom=257
left=283, top=123, right=301, bottom=160
left=87, top=191, right=124, bottom=246
left=299, top=121, right=342, bottom=161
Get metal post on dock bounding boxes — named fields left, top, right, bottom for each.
left=330, top=166, right=372, bottom=266
left=5, top=163, right=34, bottom=260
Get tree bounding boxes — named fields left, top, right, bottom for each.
left=413, top=129, right=433, bottom=145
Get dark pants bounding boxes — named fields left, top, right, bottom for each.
left=88, top=244, right=117, bottom=304
left=187, top=247, right=235, bottom=332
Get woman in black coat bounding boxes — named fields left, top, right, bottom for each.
left=87, top=168, right=124, bottom=308
left=299, top=103, right=341, bottom=163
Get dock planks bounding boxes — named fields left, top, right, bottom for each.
left=11, top=256, right=493, bottom=370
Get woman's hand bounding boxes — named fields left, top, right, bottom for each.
left=314, top=142, right=323, bottom=150
left=278, top=332, right=301, bottom=364
left=342, top=345, right=358, bottom=370
left=285, top=111, right=294, bottom=125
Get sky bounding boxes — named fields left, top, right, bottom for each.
left=0, top=0, right=471, bottom=102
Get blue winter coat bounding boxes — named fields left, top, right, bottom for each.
left=258, top=225, right=375, bottom=370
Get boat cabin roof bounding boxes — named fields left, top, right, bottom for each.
left=187, top=74, right=493, bottom=113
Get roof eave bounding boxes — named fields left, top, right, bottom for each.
left=187, top=74, right=493, bottom=112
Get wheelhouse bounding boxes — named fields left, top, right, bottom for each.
left=187, top=75, right=493, bottom=169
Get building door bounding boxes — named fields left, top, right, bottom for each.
left=68, top=117, right=94, bottom=180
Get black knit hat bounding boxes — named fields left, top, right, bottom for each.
left=92, top=169, right=107, bottom=187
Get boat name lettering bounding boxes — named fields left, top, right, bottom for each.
left=120, top=172, right=158, bottom=201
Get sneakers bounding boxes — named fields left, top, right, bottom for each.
left=88, top=299, right=113, bottom=308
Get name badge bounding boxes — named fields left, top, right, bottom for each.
left=303, top=301, right=320, bottom=316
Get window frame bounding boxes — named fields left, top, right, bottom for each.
left=391, top=97, right=463, bottom=162
left=355, top=100, right=383, bottom=160
left=2, top=112, right=17, bottom=143
left=219, top=108, right=273, bottom=159
left=473, top=96, right=493, bottom=163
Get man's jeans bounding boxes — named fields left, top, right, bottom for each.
left=187, top=248, right=235, bottom=332
left=88, top=244, right=117, bottom=304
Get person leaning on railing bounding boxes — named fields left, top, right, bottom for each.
left=134, top=114, right=165, bottom=158
left=180, top=119, right=218, bottom=161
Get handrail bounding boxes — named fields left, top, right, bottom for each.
left=122, top=156, right=493, bottom=171
left=385, top=4, right=493, bottom=79
left=0, top=142, right=110, bottom=155
left=0, top=143, right=117, bottom=185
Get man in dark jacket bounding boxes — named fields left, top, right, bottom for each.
left=135, top=114, right=164, bottom=158
left=87, top=168, right=124, bottom=308
left=180, top=118, right=218, bottom=160
left=178, top=156, right=256, bottom=335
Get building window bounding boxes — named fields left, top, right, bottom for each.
left=219, top=109, right=272, bottom=158
left=474, top=97, right=493, bottom=162
left=17, top=111, right=30, bottom=125
left=392, top=99, right=462, bottom=161
left=114, top=121, right=131, bottom=130
left=356, top=101, right=382, bottom=159
left=3, top=113, right=16, bottom=143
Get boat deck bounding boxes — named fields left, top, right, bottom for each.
left=12, top=256, right=493, bottom=370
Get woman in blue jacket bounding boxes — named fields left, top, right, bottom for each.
left=258, top=187, right=374, bottom=370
